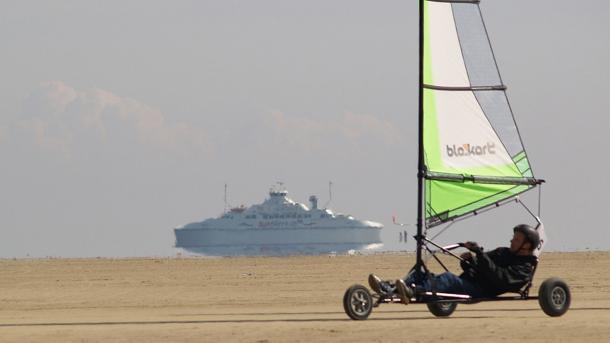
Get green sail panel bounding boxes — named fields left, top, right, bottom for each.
left=423, top=0, right=537, bottom=226
left=426, top=180, right=531, bottom=226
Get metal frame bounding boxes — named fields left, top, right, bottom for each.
left=416, top=0, right=425, bottom=274
left=374, top=294, right=537, bottom=307
left=396, top=194, right=544, bottom=304
left=372, top=239, right=540, bottom=308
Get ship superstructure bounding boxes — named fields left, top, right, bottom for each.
left=174, top=187, right=382, bottom=256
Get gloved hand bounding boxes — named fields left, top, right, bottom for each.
left=462, top=241, right=483, bottom=254
left=460, top=253, right=475, bottom=271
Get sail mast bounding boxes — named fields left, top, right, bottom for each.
left=416, top=0, right=425, bottom=269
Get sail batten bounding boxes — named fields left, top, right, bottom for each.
left=423, top=0, right=538, bottom=227
left=427, top=0, right=480, bottom=4
left=423, top=84, right=506, bottom=91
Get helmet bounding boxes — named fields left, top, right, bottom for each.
left=513, top=224, right=540, bottom=250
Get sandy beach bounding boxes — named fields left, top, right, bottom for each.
left=1, top=252, right=609, bottom=342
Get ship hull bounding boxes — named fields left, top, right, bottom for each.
left=174, top=227, right=382, bottom=256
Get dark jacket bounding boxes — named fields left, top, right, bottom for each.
left=461, top=247, right=537, bottom=297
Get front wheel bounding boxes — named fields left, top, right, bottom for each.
left=427, top=301, right=457, bottom=317
left=343, top=284, right=373, bottom=320
left=538, top=277, right=571, bottom=317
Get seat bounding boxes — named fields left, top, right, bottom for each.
left=517, top=257, right=539, bottom=298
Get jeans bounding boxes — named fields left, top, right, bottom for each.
left=405, top=272, right=484, bottom=298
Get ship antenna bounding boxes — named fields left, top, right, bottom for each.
left=324, top=181, right=333, bottom=208
left=224, top=183, right=228, bottom=213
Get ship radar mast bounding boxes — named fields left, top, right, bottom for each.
left=323, top=181, right=333, bottom=208
left=224, top=183, right=228, bottom=213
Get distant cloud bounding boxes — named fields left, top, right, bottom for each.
left=340, top=111, right=403, bottom=145
left=17, top=81, right=211, bottom=157
left=12, top=82, right=404, bottom=162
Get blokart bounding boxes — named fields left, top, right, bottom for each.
left=343, top=0, right=570, bottom=320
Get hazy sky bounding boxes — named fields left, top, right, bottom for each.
left=1, top=0, right=609, bottom=257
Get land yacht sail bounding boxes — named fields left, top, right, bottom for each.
left=419, top=0, right=543, bottom=231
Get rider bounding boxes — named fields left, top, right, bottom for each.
left=369, top=224, right=540, bottom=303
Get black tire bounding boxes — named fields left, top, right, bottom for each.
left=426, top=301, right=458, bottom=317
left=538, top=277, right=571, bottom=317
left=343, top=284, right=373, bottom=320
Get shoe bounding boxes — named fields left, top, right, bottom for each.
left=395, top=279, right=414, bottom=304
left=368, top=274, right=394, bottom=295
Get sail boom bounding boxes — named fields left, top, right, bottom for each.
left=426, top=172, right=543, bottom=186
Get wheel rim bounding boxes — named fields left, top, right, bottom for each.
left=350, top=289, right=370, bottom=315
left=550, top=286, right=567, bottom=309
left=438, top=302, right=453, bottom=311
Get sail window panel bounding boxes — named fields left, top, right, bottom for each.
left=514, top=156, right=533, bottom=177
left=451, top=3, right=502, bottom=87
left=426, top=1, right=470, bottom=87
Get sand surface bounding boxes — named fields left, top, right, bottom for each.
left=1, top=252, right=609, bottom=342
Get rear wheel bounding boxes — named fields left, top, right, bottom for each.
left=427, top=301, right=457, bottom=317
left=343, top=284, right=373, bottom=320
left=538, top=277, right=571, bottom=317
